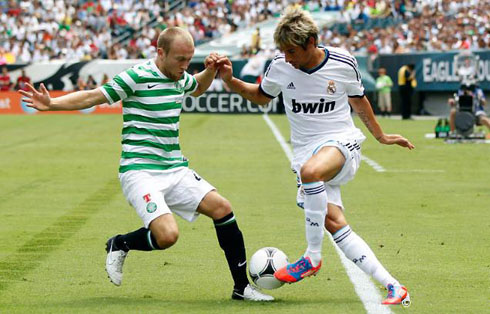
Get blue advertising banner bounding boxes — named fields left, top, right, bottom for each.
left=378, top=50, right=490, bottom=91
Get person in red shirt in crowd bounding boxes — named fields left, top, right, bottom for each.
left=0, top=66, right=12, bottom=91
left=15, top=69, right=31, bottom=91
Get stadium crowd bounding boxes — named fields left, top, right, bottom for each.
left=0, top=0, right=488, bottom=65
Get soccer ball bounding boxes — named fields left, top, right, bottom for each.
left=249, top=247, right=288, bottom=290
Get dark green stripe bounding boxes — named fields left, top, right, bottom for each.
left=186, top=78, right=197, bottom=93
left=122, top=127, right=179, bottom=137
left=119, top=162, right=188, bottom=173
left=114, top=75, right=133, bottom=97
left=121, top=151, right=184, bottom=162
left=127, top=68, right=173, bottom=84
left=134, top=89, right=183, bottom=97
left=123, top=100, right=181, bottom=111
left=184, top=74, right=190, bottom=89
left=122, top=139, right=180, bottom=152
left=102, top=84, right=121, bottom=102
left=123, top=114, right=179, bottom=124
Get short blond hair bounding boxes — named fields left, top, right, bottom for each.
left=157, top=27, right=194, bottom=54
left=274, top=7, right=319, bottom=50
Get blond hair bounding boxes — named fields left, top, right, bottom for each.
left=274, top=7, right=319, bottom=50
left=157, top=27, right=194, bottom=54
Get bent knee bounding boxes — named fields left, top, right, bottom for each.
left=300, top=164, right=323, bottom=183
left=213, top=198, right=232, bottom=220
left=154, top=229, right=179, bottom=249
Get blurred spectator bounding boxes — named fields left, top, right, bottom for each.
left=251, top=27, right=261, bottom=54
left=209, top=76, right=231, bottom=92
left=74, top=76, right=87, bottom=91
left=398, top=64, right=416, bottom=120
left=0, top=66, right=12, bottom=91
left=14, top=69, right=31, bottom=91
left=375, top=67, right=393, bottom=117
left=101, top=73, right=110, bottom=85
left=86, top=75, right=98, bottom=89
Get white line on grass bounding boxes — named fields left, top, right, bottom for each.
left=360, top=155, right=386, bottom=172
left=262, top=114, right=391, bottom=314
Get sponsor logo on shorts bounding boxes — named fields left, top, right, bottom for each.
left=193, top=171, right=201, bottom=181
left=146, top=202, right=157, bottom=213
left=143, top=193, right=151, bottom=203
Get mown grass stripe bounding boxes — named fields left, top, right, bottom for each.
left=121, top=139, right=180, bottom=152
left=122, top=126, right=178, bottom=138
left=119, top=162, right=188, bottom=173
left=122, top=100, right=181, bottom=111
left=0, top=179, right=120, bottom=292
left=123, top=114, right=179, bottom=124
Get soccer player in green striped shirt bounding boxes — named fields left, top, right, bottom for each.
left=19, top=27, right=273, bottom=301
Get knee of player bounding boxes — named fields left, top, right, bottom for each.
left=448, top=98, right=455, bottom=106
left=300, top=164, right=323, bottom=183
left=215, top=198, right=232, bottom=218
left=155, top=229, right=179, bottom=249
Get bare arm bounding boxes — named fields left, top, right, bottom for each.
left=349, top=96, right=415, bottom=149
left=191, top=53, right=221, bottom=97
left=19, top=83, right=107, bottom=111
left=219, top=58, right=272, bottom=106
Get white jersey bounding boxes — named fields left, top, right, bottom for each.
left=260, top=46, right=366, bottom=152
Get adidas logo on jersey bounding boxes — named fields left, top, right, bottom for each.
left=292, top=98, right=336, bottom=114
left=287, top=82, right=296, bottom=89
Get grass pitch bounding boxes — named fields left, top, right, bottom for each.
left=0, top=114, right=489, bottom=313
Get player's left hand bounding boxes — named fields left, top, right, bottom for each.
left=377, top=134, right=415, bottom=150
left=204, top=52, right=223, bottom=71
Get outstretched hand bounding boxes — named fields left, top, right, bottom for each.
left=377, top=134, right=415, bottom=150
left=18, top=83, right=52, bottom=111
left=217, top=57, right=233, bottom=82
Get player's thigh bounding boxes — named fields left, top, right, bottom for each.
left=301, top=145, right=346, bottom=182
left=196, top=190, right=232, bottom=220
left=165, top=168, right=217, bottom=222
left=119, top=172, right=172, bottom=229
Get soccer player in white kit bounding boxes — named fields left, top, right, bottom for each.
left=19, top=27, right=273, bottom=302
left=218, top=7, right=414, bottom=306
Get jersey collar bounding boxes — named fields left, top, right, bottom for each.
left=299, top=47, right=329, bottom=75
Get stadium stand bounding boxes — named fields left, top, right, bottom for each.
left=0, top=0, right=488, bottom=64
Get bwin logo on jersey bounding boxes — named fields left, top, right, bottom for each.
left=292, top=98, right=336, bottom=114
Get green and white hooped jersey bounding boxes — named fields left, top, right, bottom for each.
left=99, top=59, right=198, bottom=174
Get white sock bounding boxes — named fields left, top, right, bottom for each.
left=333, top=225, right=400, bottom=288
left=303, top=181, right=327, bottom=266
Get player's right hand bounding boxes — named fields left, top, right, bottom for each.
left=18, top=83, right=52, bottom=111
left=217, top=57, right=233, bottom=83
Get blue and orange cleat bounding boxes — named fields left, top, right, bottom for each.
left=274, top=256, right=322, bottom=283
left=382, top=284, right=411, bottom=307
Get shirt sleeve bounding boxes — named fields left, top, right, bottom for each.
left=345, top=55, right=365, bottom=97
left=259, top=59, right=282, bottom=99
left=99, top=69, right=136, bottom=104
left=184, top=72, right=198, bottom=95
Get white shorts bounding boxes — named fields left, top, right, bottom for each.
left=292, top=138, right=363, bottom=210
left=119, top=167, right=215, bottom=228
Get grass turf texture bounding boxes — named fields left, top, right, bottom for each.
left=0, top=114, right=488, bottom=313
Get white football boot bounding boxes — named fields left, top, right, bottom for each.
left=105, top=236, right=128, bottom=286
left=232, top=284, right=274, bottom=301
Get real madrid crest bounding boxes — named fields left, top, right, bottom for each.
left=327, top=80, right=336, bottom=94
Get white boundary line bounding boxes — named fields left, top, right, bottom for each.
left=262, top=114, right=391, bottom=314
left=360, top=155, right=386, bottom=173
